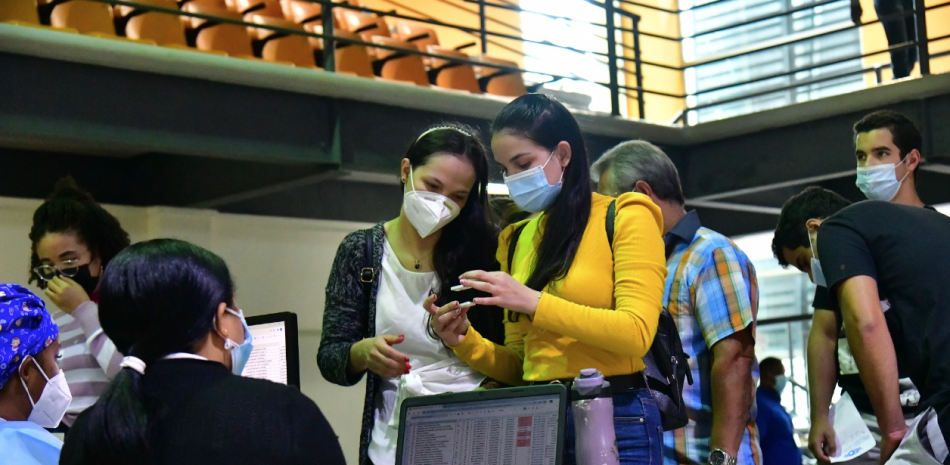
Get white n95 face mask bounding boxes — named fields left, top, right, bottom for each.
left=403, top=165, right=461, bottom=238
left=20, top=356, right=72, bottom=428
left=855, top=157, right=909, bottom=201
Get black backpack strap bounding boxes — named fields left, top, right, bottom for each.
left=506, top=225, right=527, bottom=275
left=605, top=199, right=616, bottom=250
left=359, top=228, right=375, bottom=287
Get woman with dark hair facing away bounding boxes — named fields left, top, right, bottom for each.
left=28, top=177, right=129, bottom=426
left=318, top=124, right=505, bottom=465
left=426, top=94, right=669, bottom=464
left=60, top=239, right=345, bottom=465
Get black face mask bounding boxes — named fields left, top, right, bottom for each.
left=63, top=264, right=101, bottom=296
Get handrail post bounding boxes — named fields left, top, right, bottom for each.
left=632, top=15, right=645, bottom=120
left=605, top=0, right=621, bottom=116
left=913, top=0, right=930, bottom=75
left=479, top=0, right=488, bottom=54
left=322, top=1, right=336, bottom=72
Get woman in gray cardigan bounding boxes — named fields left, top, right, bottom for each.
left=318, top=124, right=506, bottom=465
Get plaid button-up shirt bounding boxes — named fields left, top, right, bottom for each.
left=661, top=211, right=762, bottom=465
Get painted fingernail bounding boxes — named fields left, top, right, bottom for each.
left=404, top=357, right=410, bottom=362
left=405, top=364, right=411, bottom=372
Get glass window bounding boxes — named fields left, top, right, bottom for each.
left=681, top=0, right=864, bottom=124
left=519, top=0, right=626, bottom=114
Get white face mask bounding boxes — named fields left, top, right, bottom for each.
left=808, top=230, right=827, bottom=287
left=855, top=157, right=909, bottom=201
left=19, top=356, right=72, bottom=428
left=403, top=165, right=461, bottom=238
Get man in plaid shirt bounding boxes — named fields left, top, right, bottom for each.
left=593, top=141, right=763, bottom=465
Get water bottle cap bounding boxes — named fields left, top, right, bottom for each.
left=573, top=368, right=606, bottom=395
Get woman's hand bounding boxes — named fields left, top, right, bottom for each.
left=351, top=335, right=410, bottom=379
left=424, top=295, right=470, bottom=348
left=45, top=276, right=91, bottom=314
left=459, top=270, right=541, bottom=316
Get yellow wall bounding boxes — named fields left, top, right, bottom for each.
left=620, top=0, right=685, bottom=122
left=359, top=0, right=525, bottom=67
left=859, top=0, right=950, bottom=83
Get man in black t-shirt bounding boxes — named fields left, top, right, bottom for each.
left=772, top=186, right=950, bottom=464
left=806, top=110, right=930, bottom=464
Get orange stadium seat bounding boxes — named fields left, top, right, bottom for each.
left=246, top=13, right=316, bottom=67
left=0, top=0, right=40, bottom=24
left=231, top=0, right=282, bottom=16
left=113, top=0, right=186, bottom=47
left=306, top=25, right=373, bottom=77
left=338, top=8, right=388, bottom=43
left=371, top=36, right=428, bottom=86
left=279, top=0, right=319, bottom=24
left=394, top=21, right=438, bottom=51
left=50, top=0, right=115, bottom=35
left=474, top=55, right=527, bottom=97
left=428, top=46, right=481, bottom=94
left=181, top=3, right=252, bottom=56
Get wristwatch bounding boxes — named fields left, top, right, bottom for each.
left=708, top=449, right=737, bottom=465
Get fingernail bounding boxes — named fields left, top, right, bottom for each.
left=405, top=364, right=411, bottom=372
left=404, top=357, right=409, bottom=362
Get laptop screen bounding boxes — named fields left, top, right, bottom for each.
left=399, top=391, right=563, bottom=465
left=242, top=312, right=300, bottom=387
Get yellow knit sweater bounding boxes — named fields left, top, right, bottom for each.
left=453, top=192, right=668, bottom=385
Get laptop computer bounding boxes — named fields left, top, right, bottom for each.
left=242, top=312, right=300, bottom=388
left=395, top=384, right=568, bottom=465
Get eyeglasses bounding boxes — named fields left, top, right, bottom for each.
left=32, top=259, right=82, bottom=283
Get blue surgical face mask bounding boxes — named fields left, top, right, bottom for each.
left=855, top=157, right=909, bottom=201
left=808, top=231, right=827, bottom=287
left=215, top=308, right=254, bottom=376
left=775, top=375, right=789, bottom=394
left=503, top=151, right=563, bottom=213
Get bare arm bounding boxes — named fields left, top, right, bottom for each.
left=836, top=276, right=906, bottom=462
left=807, top=309, right=841, bottom=461
left=710, top=326, right=756, bottom=457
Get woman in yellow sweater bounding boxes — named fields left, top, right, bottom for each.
left=425, top=94, right=668, bottom=464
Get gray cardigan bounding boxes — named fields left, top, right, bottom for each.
left=318, top=223, right=385, bottom=465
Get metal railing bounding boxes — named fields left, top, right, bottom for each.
left=64, top=0, right=648, bottom=119
left=33, top=0, right=950, bottom=123
left=622, top=0, right=949, bottom=124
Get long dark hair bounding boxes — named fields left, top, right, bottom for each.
left=66, top=239, right=235, bottom=463
left=405, top=125, right=502, bottom=342
left=28, top=177, right=130, bottom=286
left=492, top=94, right=592, bottom=313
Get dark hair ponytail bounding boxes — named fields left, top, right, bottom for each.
left=28, top=177, right=130, bottom=285
left=68, top=239, right=235, bottom=463
left=492, top=94, right=592, bottom=319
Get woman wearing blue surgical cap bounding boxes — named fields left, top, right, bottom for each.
left=0, top=283, right=69, bottom=465
left=60, top=239, right=345, bottom=465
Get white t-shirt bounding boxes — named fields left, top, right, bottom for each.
left=367, top=238, right=485, bottom=465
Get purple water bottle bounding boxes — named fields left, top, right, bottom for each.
left=571, top=368, right=620, bottom=465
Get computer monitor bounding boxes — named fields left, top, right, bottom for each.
left=396, top=385, right=567, bottom=465
left=242, top=312, right=300, bottom=388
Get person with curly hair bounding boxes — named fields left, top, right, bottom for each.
left=28, top=177, right=130, bottom=427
